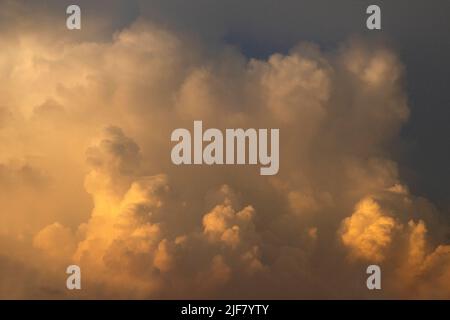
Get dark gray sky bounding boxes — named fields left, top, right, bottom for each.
left=33, top=0, right=450, bottom=208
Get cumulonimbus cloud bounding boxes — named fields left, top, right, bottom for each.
left=0, top=3, right=449, bottom=299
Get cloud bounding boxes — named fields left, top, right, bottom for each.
left=203, top=194, right=256, bottom=249
left=340, top=197, right=398, bottom=262
left=0, top=4, right=448, bottom=299
left=339, top=190, right=450, bottom=298
left=29, top=126, right=265, bottom=298
left=33, top=223, right=76, bottom=260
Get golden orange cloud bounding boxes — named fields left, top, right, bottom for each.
left=0, top=3, right=448, bottom=299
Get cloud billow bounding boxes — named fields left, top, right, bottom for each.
left=0, top=3, right=448, bottom=298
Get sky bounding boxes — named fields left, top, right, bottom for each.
left=0, top=0, right=449, bottom=299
